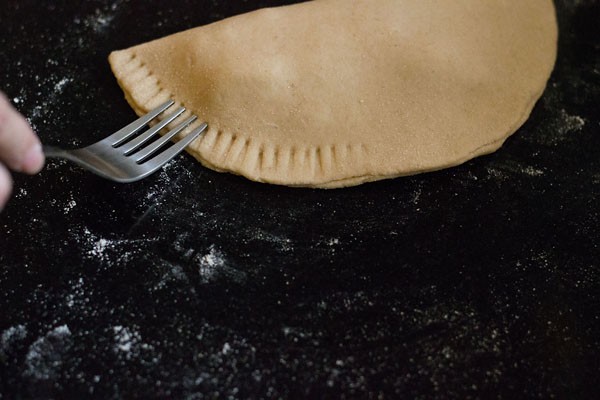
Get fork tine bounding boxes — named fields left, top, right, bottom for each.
left=134, top=116, right=199, bottom=163
left=108, top=100, right=174, bottom=146
left=140, top=124, right=207, bottom=172
left=121, top=107, right=186, bottom=156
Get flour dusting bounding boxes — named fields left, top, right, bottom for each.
left=86, top=8, right=116, bottom=33
left=327, top=238, right=340, bottom=246
left=197, top=246, right=227, bottom=283
left=192, top=245, right=248, bottom=284
left=22, top=72, right=74, bottom=134
left=77, top=227, right=157, bottom=264
left=112, top=326, right=141, bottom=354
left=535, top=106, right=588, bottom=146
left=53, top=77, right=72, bottom=93
left=81, top=226, right=114, bottom=261
left=73, top=1, right=120, bottom=34
left=557, top=108, right=586, bottom=135
left=63, top=196, right=77, bottom=214
left=65, top=278, right=86, bottom=309
left=252, top=229, right=294, bottom=252
left=23, top=325, right=72, bottom=381
left=487, top=160, right=545, bottom=179
left=112, top=325, right=153, bottom=361
left=1, top=325, right=28, bottom=353
left=522, top=166, right=545, bottom=177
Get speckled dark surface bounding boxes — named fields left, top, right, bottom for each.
left=0, top=0, right=599, bottom=398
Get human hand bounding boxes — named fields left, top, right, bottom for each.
left=0, top=91, right=45, bottom=210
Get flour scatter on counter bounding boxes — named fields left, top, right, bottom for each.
left=82, top=227, right=114, bottom=262
left=71, top=0, right=123, bottom=36
left=140, top=161, right=178, bottom=206
left=65, top=278, right=87, bottom=310
left=62, top=194, right=77, bottom=215
left=195, top=245, right=247, bottom=284
left=196, top=245, right=227, bottom=283
left=84, top=6, right=117, bottom=34
left=556, top=108, right=586, bottom=136
left=1, top=325, right=28, bottom=355
left=23, top=325, right=72, bottom=381
left=21, top=73, right=74, bottom=135
left=532, top=82, right=589, bottom=147
left=250, top=229, right=294, bottom=253
left=111, top=325, right=155, bottom=361
left=77, top=227, right=158, bottom=265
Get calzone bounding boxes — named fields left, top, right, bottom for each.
left=109, top=0, right=558, bottom=188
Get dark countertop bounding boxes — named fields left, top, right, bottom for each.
left=1, top=0, right=599, bottom=398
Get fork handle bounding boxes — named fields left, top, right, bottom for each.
left=42, top=145, right=68, bottom=158
left=43, top=145, right=86, bottom=165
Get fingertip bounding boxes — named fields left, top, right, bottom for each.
left=21, top=143, right=45, bottom=174
left=0, top=164, right=13, bottom=211
left=0, top=93, right=44, bottom=173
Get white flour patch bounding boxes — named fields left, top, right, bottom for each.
left=85, top=6, right=117, bottom=33
left=535, top=107, right=588, bottom=146
left=557, top=109, right=586, bottom=135
left=154, top=262, right=190, bottom=291
left=485, top=167, right=508, bottom=181
left=411, top=186, right=422, bottom=205
left=192, top=323, right=256, bottom=385
left=172, top=232, right=192, bottom=254
left=53, top=77, right=72, bottom=93
left=23, top=72, right=75, bottom=132
left=73, top=227, right=158, bottom=265
left=197, top=246, right=227, bottom=283
left=23, top=325, right=72, bottom=381
left=222, top=342, right=232, bottom=355
left=327, top=238, right=340, bottom=246
left=63, top=194, right=77, bottom=214
left=112, top=326, right=140, bottom=354
left=193, top=245, right=247, bottom=284
left=1, top=324, right=28, bottom=353
left=522, top=166, right=545, bottom=177
left=488, top=161, right=544, bottom=179
left=65, top=277, right=86, bottom=309
left=252, top=229, right=294, bottom=252
left=323, top=237, right=341, bottom=254
left=74, top=1, right=121, bottom=34
left=27, top=107, right=43, bottom=130
left=136, top=160, right=184, bottom=209
left=112, top=325, right=153, bottom=361
left=86, top=231, right=112, bottom=260
left=14, top=187, right=28, bottom=199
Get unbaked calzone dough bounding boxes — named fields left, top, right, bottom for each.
left=109, top=0, right=557, bottom=188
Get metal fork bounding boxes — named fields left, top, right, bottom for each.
left=43, top=101, right=207, bottom=182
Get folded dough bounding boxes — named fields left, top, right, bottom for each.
left=109, top=0, right=557, bottom=188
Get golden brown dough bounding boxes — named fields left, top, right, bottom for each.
left=109, top=0, right=558, bottom=188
